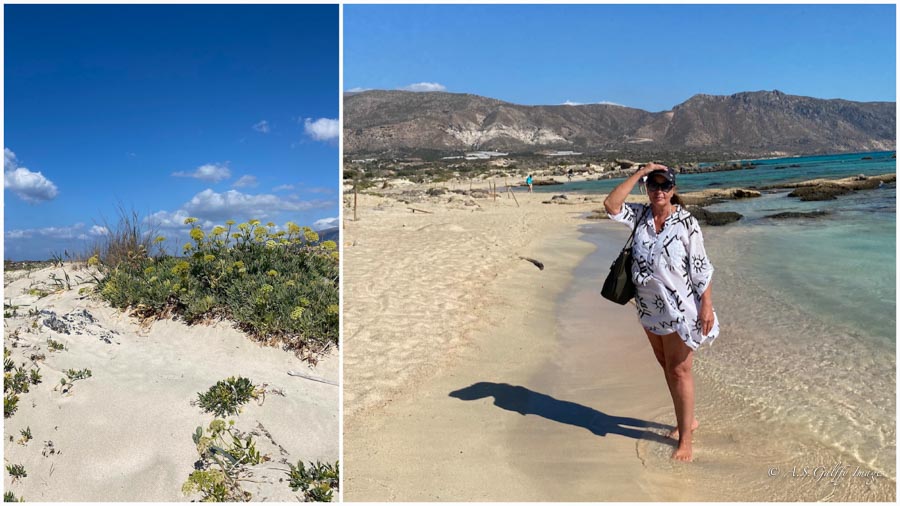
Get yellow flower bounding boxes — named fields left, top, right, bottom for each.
left=321, top=240, right=337, bottom=251
left=304, top=229, right=320, bottom=243
left=326, top=304, right=339, bottom=315
left=237, top=223, right=250, bottom=232
left=144, top=266, right=156, bottom=275
left=171, top=261, right=190, bottom=276
left=290, top=307, right=304, bottom=320
left=266, top=221, right=275, bottom=228
left=225, top=220, right=236, bottom=226
left=203, top=254, right=216, bottom=262
left=183, top=243, right=193, bottom=253
left=189, top=228, right=205, bottom=242
left=248, top=219, right=261, bottom=226
left=211, top=226, right=226, bottom=236
left=184, top=217, right=199, bottom=225
left=153, top=235, right=166, bottom=244
left=265, top=239, right=277, bottom=249
left=285, top=280, right=296, bottom=287
left=267, top=270, right=278, bottom=277
left=87, top=255, right=100, bottom=267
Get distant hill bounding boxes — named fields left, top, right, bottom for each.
left=317, top=227, right=339, bottom=243
left=344, top=90, right=895, bottom=158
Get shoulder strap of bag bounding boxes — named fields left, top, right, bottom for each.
left=623, top=205, right=648, bottom=248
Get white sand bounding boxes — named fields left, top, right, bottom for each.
left=3, top=264, right=337, bottom=501
left=342, top=188, right=675, bottom=500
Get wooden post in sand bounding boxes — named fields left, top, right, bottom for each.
left=353, top=186, right=358, bottom=221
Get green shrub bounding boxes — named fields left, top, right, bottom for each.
left=96, top=218, right=338, bottom=358
left=287, top=460, right=340, bottom=502
left=17, top=427, right=31, bottom=445
left=6, top=464, right=26, bottom=483
left=182, top=418, right=267, bottom=501
left=4, top=394, right=18, bottom=418
left=3, top=491, right=21, bottom=502
left=197, top=377, right=258, bottom=417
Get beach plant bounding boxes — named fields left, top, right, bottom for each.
left=4, top=349, right=13, bottom=373
left=57, top=368, right=92, bottom=395
left=95, top=215, right=339, bottom=360
left=17, top=427, right=32, bottom=445
left=4, top=304, right=18, bottom=319
left=4, top=394, right=18, bottom=418
left=197, top=377, right=259, bottom=417
left=182, top=418, right=267, bottom=501
left=3, top=491, right=21, bottom=502
left=6, top=464, right=26, bottom=483
left=47, top=338, right=66, bottom=352
left=4, top=356, right=42, bottom=418
left=286, top=460, right=340, bottom=502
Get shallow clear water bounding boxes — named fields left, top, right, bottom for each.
left=571, top=152, right=896, bottom=498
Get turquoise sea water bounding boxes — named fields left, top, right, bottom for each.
left=577, top=151, right=896, bottom=496
left=539, top=150, right=896, bottom=194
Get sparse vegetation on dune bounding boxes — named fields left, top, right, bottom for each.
left=92, top=212, right=339, bottom=359
left=287, top=460, right=340, bottom=502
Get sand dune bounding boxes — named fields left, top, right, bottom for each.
left=3, top=264, right=337, bottom=501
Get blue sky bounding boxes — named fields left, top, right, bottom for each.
left=345, top=4, right=896, bottom=111
left=5, top=4, right=339, bottom=260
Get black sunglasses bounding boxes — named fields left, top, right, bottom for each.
left=646, top=180, right=675, bottom=192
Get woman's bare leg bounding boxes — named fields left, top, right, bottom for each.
left=660, top=331, right=695, bottom=462
left=643, top=328, right=699, bottom=440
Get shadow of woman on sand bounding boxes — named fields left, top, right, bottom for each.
left=449, top=382, right=674, bottom=445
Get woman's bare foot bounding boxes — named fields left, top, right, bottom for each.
left=672, top=441, right=693, bottom=462
left=667, top=418, right=699, bottom=440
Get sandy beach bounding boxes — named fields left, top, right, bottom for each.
left=342, top=185, right=679, bottom=500
left=3, top=264, right=338, bottom=501
left=343, top=175, right=895, bottom=501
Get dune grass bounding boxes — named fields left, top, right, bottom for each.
left=93, top=214, right=339, bottom=358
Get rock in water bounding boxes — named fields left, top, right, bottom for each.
left=765, top=210, right=832, bottom=220
left=686, top=206, right=742, bottom=226
left=787, top=185, right=852, bottom=201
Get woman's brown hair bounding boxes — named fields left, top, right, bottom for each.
left=670, top=192, right=683, bottom=206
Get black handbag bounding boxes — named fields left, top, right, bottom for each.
left=601, top=206, right=647, bottom=305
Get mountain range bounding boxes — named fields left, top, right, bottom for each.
left=344, top=90, right=895, bottom=159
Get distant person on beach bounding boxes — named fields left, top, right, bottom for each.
left=526, top=174, right=534, bottom=192
left=603, top=162, right=719, bottom=463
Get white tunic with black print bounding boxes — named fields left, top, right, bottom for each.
left=609, top=202, right=720, bottom=350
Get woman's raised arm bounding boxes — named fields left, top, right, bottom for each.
left=603, top=162, right=666, bottom=215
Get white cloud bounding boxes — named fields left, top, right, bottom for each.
left=252, top=120, right=270, bottom=133
left=346, top=87, right=372, bottom=93
left=400, top=82, right=446, bottom=92
left=232, top=175, right=258, bottom=188
left=597, top=101, right=625, bottom=107
left=562, top=100, right=582, bottom=106
left=4, top=148, right=60, bottom=204
left=313, top=217, right=339, bottom=230
left=273, top=184, right=295, bottom=192
left=5, top=222, right=102, bottom=240
left=147, top=189, right=333, bottom=228
left=172, top=163, right=232, bottom=183
left=303, top=118, right=340, bottom=142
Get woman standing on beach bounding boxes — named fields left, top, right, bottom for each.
left=603, top=163, right=719, bottom=462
